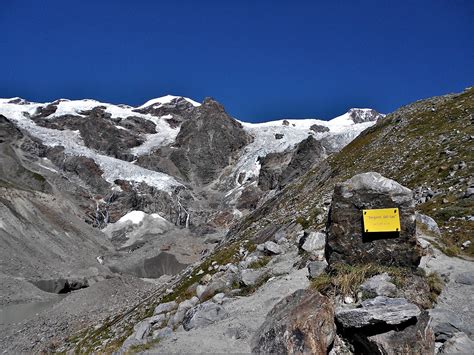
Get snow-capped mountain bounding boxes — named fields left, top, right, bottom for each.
left=0, top=96, right=382, bottom=194
left=0, top=94, right=384, bottom=250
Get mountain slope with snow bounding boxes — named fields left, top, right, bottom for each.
left=0, top=95, right=383, bottom=228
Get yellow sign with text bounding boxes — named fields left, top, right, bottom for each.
left=363, top=208, right=401, bottom=233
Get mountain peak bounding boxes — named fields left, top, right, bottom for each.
left=136, top=95, right=201, bottom=109
left=347, top=108, right=384, bottom=123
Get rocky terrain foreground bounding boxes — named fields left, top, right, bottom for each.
left=0, top=88, right=472, bottom=354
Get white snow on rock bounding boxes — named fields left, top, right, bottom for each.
left=234, top=110, right=379, bottom=183
left=102, top=210, right=171, bottom=248
left=0, top=101, right=182, bottom=191
left=116, top=210, right=166, bottom=225
left=130, top=114, right=179, bottom=156
left=137, top=95, right=201, bottom=109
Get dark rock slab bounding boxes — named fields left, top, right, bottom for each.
left=326, top=172, right=422, bottom=268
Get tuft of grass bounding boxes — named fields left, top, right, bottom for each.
left=295, top=216, right=311, bottom=229
left=248, top=256, right=271, bottom=269
left=127, top=338, right=161, bottom=353
left=311, top=263, right=411, bottom=297
left=426, top=272, right=444, bottom=304
left=443, top=245, right=461, bottom=257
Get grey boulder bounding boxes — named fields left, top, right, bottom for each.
left=307, top=260, right=328, bottom=279
left=439, top=332, right=474, bottom=354
left=264, top=241, right=283, bottom=255
left=336, top=297, right=421, bottom=329
left=154, top=300, right=178, bottom=315
left=359, top=273, right=399, bottom=297
left=240, top=268, right=267, bottom=287
left=300, top=231, right=326, bottom=256
left=182, top=301, right=228, bottom=331
left=455, top=272, right=474, bottom=285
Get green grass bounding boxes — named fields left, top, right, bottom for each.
left=426, top=272, right=444, bottom=304
left=127, top=338, right=161, bottom=353
left=248, top=256, right=271, bottom=269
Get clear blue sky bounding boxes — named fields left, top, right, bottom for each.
left=1, top=0, right=472, bottom=122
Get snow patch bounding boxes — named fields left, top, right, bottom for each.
left=117, top=210, right=147, bottom=224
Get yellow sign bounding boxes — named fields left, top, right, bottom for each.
left=363, top=208, right=401, bottom=233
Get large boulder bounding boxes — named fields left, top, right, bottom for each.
left=251, top=289, right=335, bottom=354
left=326, top=172, right=421, bottom=268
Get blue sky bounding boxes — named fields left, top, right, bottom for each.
left=1, top=0, right=473, bottom=122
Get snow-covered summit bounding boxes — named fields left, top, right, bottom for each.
left=137, top=95, right=201, bottom=109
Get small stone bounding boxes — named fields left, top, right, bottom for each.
left=344, top=296, right=355, bottom=304
left=307, top=260, right=327, bottom=279
left=154, top=301, right=178, bottom=315
left=240, top=268, right=266, bottom=287
left=360, top=273, right=399, bottom=298
left=455, top=272, right=474, bottom=285
left=264, top=241, right=283, bottom=255
left=201, top=274, right=212, bottom=284
left=212, top=293, right=225, bottom=304
left=464, top=187, right=474, bottom=198
left=196, top=285, right=207, bottom=300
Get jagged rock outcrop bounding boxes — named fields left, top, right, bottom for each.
left=348, top=108, right=383, bottom=123
left=310, top=124, right=330, bottom=133
left=326, top=172, right=422, bottom=268
left=258, top=136, right=326, bottom=191
left=145, top=98, right=253, bottom=185
left=252, top=289, right=335, bottom=354
left=257, top=151, right=293, bottom=191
